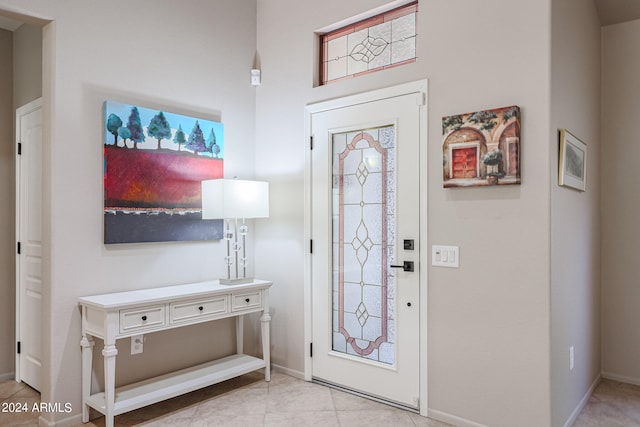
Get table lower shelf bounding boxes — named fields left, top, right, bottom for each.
left=86, top=354, right=267, bottom=416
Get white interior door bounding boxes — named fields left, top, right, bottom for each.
left=310, top=86, right=424, bottom=409
left=16, top=98, right=43, bottom=391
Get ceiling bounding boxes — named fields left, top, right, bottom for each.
left=594, top=0, right=640, bottom=26
left=1, top=2, right=640, bottom=32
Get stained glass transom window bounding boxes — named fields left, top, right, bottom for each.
left=320, top=2, right=418, bottom=85
left=332, top=126, right=396, bottom=365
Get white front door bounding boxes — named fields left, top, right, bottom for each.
left=16, top=98, right=43, bottom=391
left=309, top=83, right=425, bottom=409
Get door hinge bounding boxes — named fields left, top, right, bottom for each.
left=310, top=342, right=313, bottom=358
left=310, top=136, right=314, bottom=150
left=17, top=241, right=21, bottom=255
left=18, top=142, right=22, bottom=155
left=310, top=239, right=313, bottom=254
left=17, top=341, right=21, bottom=354
left=417, top=92, right=426, bottom=106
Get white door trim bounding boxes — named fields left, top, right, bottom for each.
left=303, top=80, right=428, bottom=415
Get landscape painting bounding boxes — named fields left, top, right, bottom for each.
left=442, top=105, right=521, bottom=188
left=104, top=101, right=224, bottom=244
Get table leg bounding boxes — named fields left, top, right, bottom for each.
left=102, top=343, right=118, bottom=427
left=236, top=315, right=244, bottom=354
left=260, top=311, right=271, bottom=382
left=80, top=334, right=94, bottom=423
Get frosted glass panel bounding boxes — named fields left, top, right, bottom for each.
left=320, top=2, right=418, bottom=85
left=332, top=126, right=395, bottom=365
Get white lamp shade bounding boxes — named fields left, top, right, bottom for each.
left=201, top=179, right=269, bottom=219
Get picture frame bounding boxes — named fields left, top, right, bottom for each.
left=442, top=105, right=521, bottom=188
left=103, top=100, right=224, bottom=244
left=558, top=129, right=587, bottom=192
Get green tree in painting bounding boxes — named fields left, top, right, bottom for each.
left=442, top=114, right=463, bottom=134
left=468, top=110, right=498, bottom=131
left=483, top=149, right=504, bottom=178
left=502, top=106, right=518, bottom=124
left=117, top=126, right=131, bottom=148
left=147, top=111, right=172, bottom=150
left=206, top=128, right=220, bottom=158
left=106, top=113, right=123, bottom=146
left=127, top=107, right=145, bottom=149
left=174, top=124, right=187, bottom=151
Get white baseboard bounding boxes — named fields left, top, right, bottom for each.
left=428, top=408, right=489, bottom=427
left=271, top=363, right=304, bottom=380
left=0, top=372, right=15, bottom=382
left=563, top=373, right=601, bottom=427
left=601, top=371, right=640, bottom=386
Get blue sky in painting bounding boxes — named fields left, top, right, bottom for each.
left=104, top=100, right=224, bottom=156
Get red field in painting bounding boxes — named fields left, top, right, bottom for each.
left=104, top=146, right=223, bottom=209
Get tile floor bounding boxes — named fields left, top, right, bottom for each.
left=0, top=378, right=41, bottom=426
left=3, top=372, right=640, bottom=426
left=1, top=371, right=449, bottom=427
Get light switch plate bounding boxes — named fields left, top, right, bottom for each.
left=432, top=245, right=459, bottom=268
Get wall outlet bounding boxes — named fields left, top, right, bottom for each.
left=569, top=346, right=574, bottom=371
left=131, top=334, right=144, bottom=355
left=251, top=69, right=261, bottom=85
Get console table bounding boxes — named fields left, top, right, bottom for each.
left=78, top=279, right=272, bottom=427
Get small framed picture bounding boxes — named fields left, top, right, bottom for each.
left=559, top=129, right=586, bottom=192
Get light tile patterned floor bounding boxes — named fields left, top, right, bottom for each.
left=4, top=373, right=640, bottom=426
left=0, top=379, right=41, bottom=426
left=1, top=371, right=450, bottom=427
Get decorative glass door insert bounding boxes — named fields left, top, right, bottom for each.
left=332, top=125, right=395, bottom=365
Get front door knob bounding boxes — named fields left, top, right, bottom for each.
left=390, top=261, right=414, bottom=272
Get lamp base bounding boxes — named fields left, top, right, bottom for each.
left=219, top=277, right=254, bottom=285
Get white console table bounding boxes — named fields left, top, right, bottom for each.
left=78, top=279, right=272, bottom=427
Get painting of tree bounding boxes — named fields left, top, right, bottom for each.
left=103, top=100, right=225, bottom=243
left=106, top=114, right=123, bottom=146
left=186, top=121, right=207, bottom=154
left=174, top=125, right=186, bottom=151
left=147, top=112, right=172, bottom=150
left=127, top=107, right=145, bottom=149
left=206, top=129, right=220, bottom=158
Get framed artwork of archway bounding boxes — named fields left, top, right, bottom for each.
left=442, top=105, right=521, bottom=188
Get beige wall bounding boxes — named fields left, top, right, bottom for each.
left=0, top=28, right=14, bottom=380
left=0, top=1, right=258, bottom=424
left=601, top=19, right=640, bottom=385
left=550, top=0, right=601, bottom=425
left=13, top=24, right=42, bottom=109
left=0, top=1, right=613, bottom=425
left=256, top=1, right=552, bottom=426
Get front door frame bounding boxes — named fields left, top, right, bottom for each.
left=303, top=80, right=429, bottom=416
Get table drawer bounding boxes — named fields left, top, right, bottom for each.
left=120, top=306, right=165, bottom=333
left=231, top=291, right=262, bottom=312
left=170, top=297, right=228, bottom=323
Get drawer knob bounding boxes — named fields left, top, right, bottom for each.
left=141, top=315, right=147, bottom=321
left=245, top=298, right=250, bottom=303
left=198, top=306, right=204, bottom=311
